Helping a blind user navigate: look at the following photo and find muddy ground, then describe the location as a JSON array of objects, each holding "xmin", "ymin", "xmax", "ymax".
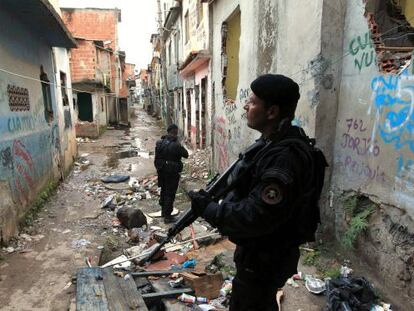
[{"xmin": 0, "ymin": 107, "xmax": 325, "ymax": 310}]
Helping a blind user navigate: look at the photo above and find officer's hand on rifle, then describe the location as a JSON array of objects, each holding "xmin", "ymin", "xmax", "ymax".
[{"xmin": 188, "ymin": 189, "xmax": 212, "ymax": 216}]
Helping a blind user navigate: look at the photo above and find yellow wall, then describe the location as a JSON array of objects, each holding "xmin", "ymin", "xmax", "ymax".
[
  {"xmin": 401, "ymin": 0, "xmax": 414, "ymax": 26},
  {"xmin": 225, "ymin": 10, "xmax": 241, "ymax": 100}
]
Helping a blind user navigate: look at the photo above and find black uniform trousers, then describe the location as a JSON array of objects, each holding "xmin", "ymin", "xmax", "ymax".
[
  {"xmin": 230, "ymin": 245, "xmax": 300, "ymax": 311},
  {"xmin": 158, "ymin": 170, "xmax": 180, "ymax": 217}
]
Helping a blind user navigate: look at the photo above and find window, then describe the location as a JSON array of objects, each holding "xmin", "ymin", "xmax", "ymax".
[
  {"xmin": 185, "ymin": 11, "xmax": 190, "ymax": 44},
  {"xmin": 40, "ymin": 66, "xmax": 53, "ymax": 123},
  {"xmin": 60, "ymin": 71, "xmax": 69, "ymax": 106},
  {"xmin": 222, "ymin": 9, "xmax": 241, "ymax": 101},
  {"xmin": 101, "ymin": 97, "xmax": 104, "ymax": 112}
]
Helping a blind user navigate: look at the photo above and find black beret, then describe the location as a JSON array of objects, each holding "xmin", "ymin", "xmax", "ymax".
[
  {"xmin": 167, "ymin": 124, "xmax": 178, "ymax": 132},
  {"xmin": 250, "ymin": 74, "xmax": 300, "ymax": 106}
]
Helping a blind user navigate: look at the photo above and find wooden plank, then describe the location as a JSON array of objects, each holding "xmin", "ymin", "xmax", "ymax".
[
  {"xmin": 76, "ymin": 267, "xmax": 109, "ymax": 311},
  {"xmin": 131, "ymin": 270, "xmax": 175, "ymax": 277},
  {"xmin": 103, "ymin": 268, "xmax": 148, "ymax": 311},
  {"xmin": 102, "ymin": 268, "xmax": 131, "ymax": 311},
  {"xmin": 142, "ymin": 288, "xmax": 194, "ymax": 304},
  {"xmin": 118, "ymin": 272, "xmax": 149, "ymax": 310}
]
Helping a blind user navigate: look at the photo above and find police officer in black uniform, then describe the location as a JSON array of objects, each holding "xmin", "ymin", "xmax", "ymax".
[
  {"xmin": 188, "ymin": 74, "xmax": 320, "ymax": 310},
  {"xmin": 154, "ymin": 124, "xmax": 189, "ymax": 224}
]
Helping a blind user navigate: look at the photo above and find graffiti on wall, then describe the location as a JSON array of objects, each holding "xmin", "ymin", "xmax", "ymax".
[
  {"xmin": 349, "ymin": 32, "xmax": 375, "ymax": 72},
  {"xmin": 215, "ymin": 116, "xmax": 228, "ymax": 171},
  {"xmin": 341, "ymin": 118, "xmax": 381, "ymax": 157},
  {"xmin": 338, "ymin": 116, "xmax": 385, "ymax": 183},
  {"xmin": 371, "ymin": 72, "xmax": 414, "ymax": 156},
  {"xmin": 0, "ymin": 140, "xmax": 35, "ymax": 203}
]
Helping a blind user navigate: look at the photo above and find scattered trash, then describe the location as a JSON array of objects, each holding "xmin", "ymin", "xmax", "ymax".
[
  {"xmin": 101, "ymin": 255, "xmax": 131, "ymax": 269},
  {"xmin": 71, "ymin": 239, "xmax": 91, "ymax": 248},
  {"xmin": 198, "ymin": 305, "xmax": 216, "ymax": 311},
  {"xmin": 305, "ymin": 276, "xmax": 326, "ymax": 294},
  {"xmin": 325, "ymin": 277, "xmax": 378, "ymax": 310},
  {"xmin": 63, "ymin": 282, "xmax": 72, "ymax": 290},
  {"xmin": 5, "ymin": 247, "xmax": 15, "ymax": 253},
  {"xmin": 286, "ymin": 277, "xmax": 300, "ymax": 288},
  {"xmin": 168, "ymin": 277, "xmax": 184, "ymax": 288},
  {"xmin": 101, "ymin": 194, "xmax": 116, "ymax": 209},
  {"xmin": 137, "ymin": 151, "xmax": 150, "ymax": 159},
  {"xmin": 20, "ymin": 234, "xmax": 32, "ymax": 241},
  {"xmin": 371, "ymin": 303, "xmax": 393, "ymax": 311},
  {"xmin": 62, "ymin": 229, "xmax": 71, "ymax": 234},
  {"xmin": 182, "ymin": 259, "xmax": 197, "ymax": 269},
  {"xmin": 340, "ymin": 265, "xmax": 353, "ymax": 277},
  {"xmin": 178, "ymin": 293, "xmax": 208, "ymax": 304},
  {"xmin": 220, "ymin": 280, "xmax": 232, "ymax": 297},
  {"xmin": 101, "ymin": 175, "xmax": 130, "ymax": 183}
]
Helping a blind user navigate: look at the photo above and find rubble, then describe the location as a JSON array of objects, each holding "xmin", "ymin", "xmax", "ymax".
[
  {"xmin": 184, "ymin": 148, "xmax": 211, "ymax": 180},
  {"xmin": 116, "ymin": 207, "xmax": 147, "ymax": 229}
]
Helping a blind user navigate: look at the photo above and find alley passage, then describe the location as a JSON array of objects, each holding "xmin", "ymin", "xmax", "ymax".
[
  {"xmin": 0, "ymin": 107, "xmax": 326, "ymax": 311},
  {"xmin": 0, "ymin": 107, "xmax": 164, "ymax": 310}
]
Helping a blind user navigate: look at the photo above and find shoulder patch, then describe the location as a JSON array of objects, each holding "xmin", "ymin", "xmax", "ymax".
[{"xmin": 261, "ymin": 183, "xmax": 283, "ymax": 205}]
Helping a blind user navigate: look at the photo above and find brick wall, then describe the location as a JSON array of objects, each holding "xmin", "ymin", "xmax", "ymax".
[
  {"xmin": 61, "ymin": 9, "xmax": 119, "ymax": 50},
  {"xmin": 70, "ymin": 40, "xmax": 96, "ymax": 82},
  {"xmin": 119, "ymin": 63, "xmax": 135, "ymax": 98},
  {"xmin": 62, "ymin": 8, "xmax": 120, "ymax": 91}
]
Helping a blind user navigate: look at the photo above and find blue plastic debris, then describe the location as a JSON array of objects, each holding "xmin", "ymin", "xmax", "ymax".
[{"xmin": 181, "ymin": 259, "xmax": 197, "ymax": 269}]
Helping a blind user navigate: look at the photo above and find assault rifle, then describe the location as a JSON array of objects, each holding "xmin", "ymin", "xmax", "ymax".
[
  {"xmin": 139, "ymin": 158, "xmax": 239, "ymax": 265},
  {"xmin": 139, "ymin": 140, "xmax": 275, "ymax": 265}
]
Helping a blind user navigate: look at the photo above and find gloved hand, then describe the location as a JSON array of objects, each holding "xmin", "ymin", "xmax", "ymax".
[{"xmin": 188, "ymin": 189, "xmax": 212, "ymax": 216}]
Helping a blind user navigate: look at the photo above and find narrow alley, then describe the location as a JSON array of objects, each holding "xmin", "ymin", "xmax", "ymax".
[
  {"xmin": 1, "ymin": 0, "xmax": 414, "ymax": 310},
  {"xmin": 1, "ymin": 107, "xmax": 325, "ymax": 310}
]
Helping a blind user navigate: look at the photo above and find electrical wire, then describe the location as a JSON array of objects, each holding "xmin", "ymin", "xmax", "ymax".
[
  {"xmin": 290, "ymin": 14, "xmax": 414, "ymax": 84},
  {"xmin": 0, "ymin": 67, "xmax": 119, "ymax": 97}
]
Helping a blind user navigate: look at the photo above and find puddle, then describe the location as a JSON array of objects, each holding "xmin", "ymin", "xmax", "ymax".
[{"xmin": 105, "ymin": 149, "xmax": 139, "ymax": 168}]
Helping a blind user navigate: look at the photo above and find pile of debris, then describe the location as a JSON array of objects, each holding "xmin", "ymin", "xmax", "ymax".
[
  {"xmin": 1, "ymin": 233, "xmax": 45, "ymax": 254},
  {"xmin": 185, "ymin": 148, "xmax": 211, "ymax": 180},
  {"xmin": 76, "ymin": 137, "xmax": 96, "ymax": 143}
]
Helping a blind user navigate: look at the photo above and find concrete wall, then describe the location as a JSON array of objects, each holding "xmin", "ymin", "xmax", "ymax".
[
  {"xmin": 182, "ymin": 0, "xmax": 209, "ymax": 57},
  {"xmin": 330, "ymin": 0, "xmax": 414, "ymax": 302},
  {"xmin": 0, "ymin": 9, "xmax": 62, "ymax": 241},
  {"xmin": 53, "ymin": 47, "xmax": 77, "ymax": 174}
]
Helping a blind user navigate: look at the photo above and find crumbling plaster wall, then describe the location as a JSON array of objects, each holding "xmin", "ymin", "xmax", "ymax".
[
  {"xmin": 0, "ymin": 9, "xmax": 61, "ymax": 241},
  {"xmin": 211, "ymin": 0, "xmax": 327, "ymax": 172},
  {"xmin": 331, "ymin": 0, "xmax": 414, "ymax": 303},
  {"xmin": 53, "ymin": 47, "xmax": 77, "ymax": 174}
]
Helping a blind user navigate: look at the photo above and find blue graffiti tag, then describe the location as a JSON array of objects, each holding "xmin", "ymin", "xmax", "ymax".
[{"xmin": 371, "ymin": 70, "xmax": 414, "ymax": 154}]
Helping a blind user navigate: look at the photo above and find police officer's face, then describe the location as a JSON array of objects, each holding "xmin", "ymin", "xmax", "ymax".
[{"xmin": 244, "ymin": 93, "xmax": 279, "ymax": 133}]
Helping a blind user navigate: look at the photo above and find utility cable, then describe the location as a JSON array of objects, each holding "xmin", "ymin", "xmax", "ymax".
[{"xmin": 0, "ymin": 67, "xmax": 118, "ymax": 97}]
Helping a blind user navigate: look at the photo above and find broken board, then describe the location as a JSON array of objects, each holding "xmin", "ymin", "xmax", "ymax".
[{"xmin": 76, "ymin": 267, "xmax": 148, "ymax": 311}]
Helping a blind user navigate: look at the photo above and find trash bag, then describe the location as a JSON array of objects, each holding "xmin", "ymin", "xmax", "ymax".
[
  {"xmin": 325, "ymin": 277, "xmax": 378, "ymax": 311},
  {"xmin": 101, "ymin": 175, "xmax": 130, "ymax": 183}
]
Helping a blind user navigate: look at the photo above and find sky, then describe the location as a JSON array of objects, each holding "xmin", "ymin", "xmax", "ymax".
[{"xmin": 59, "ymin": 0, "xmax": 158, "ymax": 70}]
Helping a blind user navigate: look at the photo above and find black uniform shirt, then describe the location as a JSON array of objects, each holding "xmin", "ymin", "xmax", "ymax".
[{"xmin": 202, "ymin": 126, "xmax": 312, "ymax": 248}]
